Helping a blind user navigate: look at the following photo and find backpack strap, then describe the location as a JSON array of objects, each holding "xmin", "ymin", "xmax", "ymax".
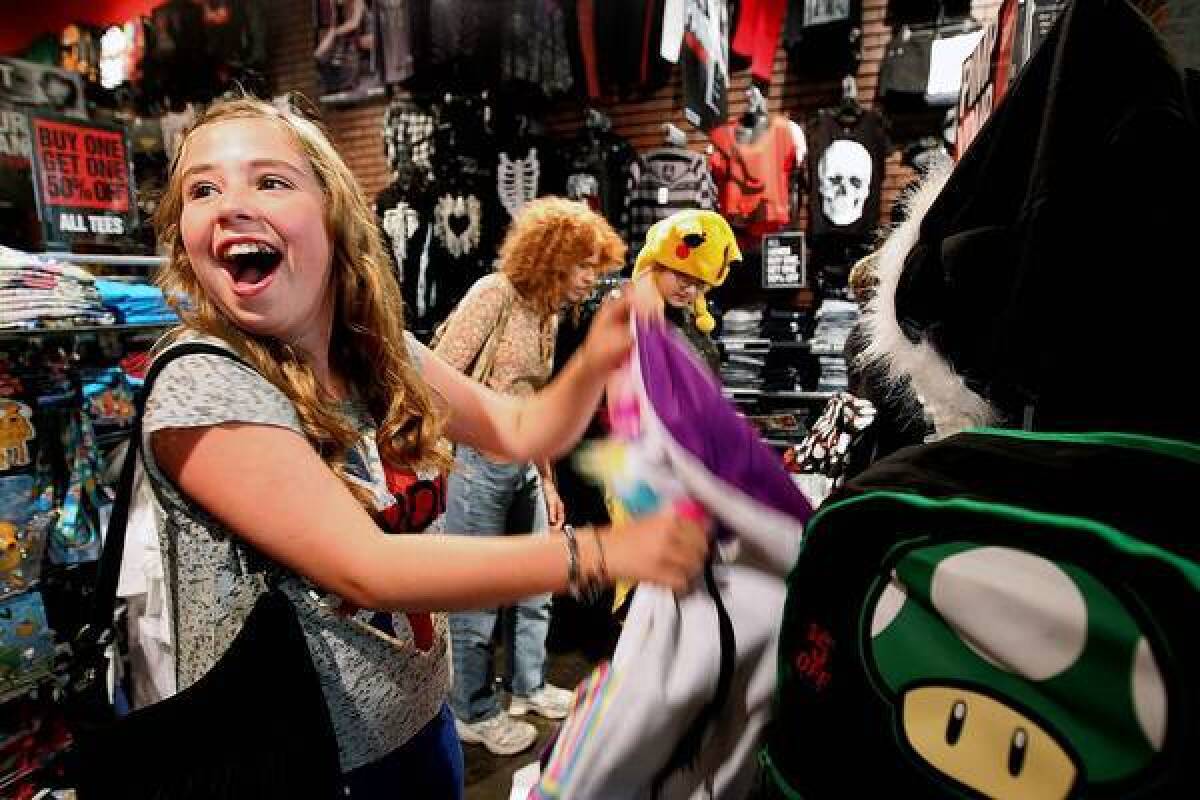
[{"xmin": 82, "ymin": 342, "xmax": 248, "ymax": 655}]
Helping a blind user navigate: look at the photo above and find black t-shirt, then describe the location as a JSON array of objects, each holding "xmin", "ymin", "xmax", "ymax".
[
  {"xmin": 784, "ymin": 0, "xmax": 863, "ymax": 76},
  {"xmin": 806, "ymin": 107, "xmax": 888, "ymax": 242}
]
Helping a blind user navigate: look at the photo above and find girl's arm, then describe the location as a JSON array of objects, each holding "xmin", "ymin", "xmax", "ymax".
[{"xmin": 152, "ymin": 418, "xmax": 706, "ymax": 612}]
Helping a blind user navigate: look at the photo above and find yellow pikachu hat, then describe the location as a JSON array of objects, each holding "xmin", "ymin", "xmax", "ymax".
[{"xmin": 633, "ymin": 210, "xmax": 742, "ymax": 334}]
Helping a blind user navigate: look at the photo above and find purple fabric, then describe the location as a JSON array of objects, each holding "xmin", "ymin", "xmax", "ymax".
[{"xmin": 636, "ymin": 320, "xmax": 812, "ymax": 523}]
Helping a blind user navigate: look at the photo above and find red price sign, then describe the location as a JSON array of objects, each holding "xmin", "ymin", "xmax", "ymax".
[{"xmin": 31, "ymin": 117, "xmax": 129, "ymax": 212}]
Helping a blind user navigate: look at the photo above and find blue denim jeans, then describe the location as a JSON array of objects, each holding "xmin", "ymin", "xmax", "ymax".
[
  {"xmin": 340, "ymin": 705, "xmax": 464, "ymax": 798},
  {"xmin": 445, "ymin": 445, "xmax": 551, "ymax": 723}
]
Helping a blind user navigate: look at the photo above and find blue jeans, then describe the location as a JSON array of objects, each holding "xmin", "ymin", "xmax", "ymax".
[
  {"xmin": 341, "ymin": 704, "xmax": 464, "ymax": 798},
  {"xmin": 445, "ymin": 445, "xmax": 551, "ymax": 723}
]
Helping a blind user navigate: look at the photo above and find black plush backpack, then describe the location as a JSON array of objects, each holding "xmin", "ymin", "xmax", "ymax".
[{"xmin": 759, "ymin": 429, "xmax": 1199, "ymax": 798}]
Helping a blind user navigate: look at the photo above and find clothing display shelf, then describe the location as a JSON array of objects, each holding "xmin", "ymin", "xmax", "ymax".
[
  {"xmin": 723, "ymin": 387, "xmax": 835, "ymax": 402},
  {"xmin": 0, "ymin": 323, "xmax": 173, "ymax": 342},
  {"xmin": 720, "ymin": 336, "xmax": 842, "ymax": 356},
  {"xmin": 30, "ymin": 253, "xmax": 166, "ymax": 270}
]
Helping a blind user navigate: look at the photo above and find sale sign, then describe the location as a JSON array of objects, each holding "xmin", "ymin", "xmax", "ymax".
[
  {"xmin": 956, "ymin": 0, "xmax": 1019, "ymax": 159},
  {"xmin": 27, "ymin": 114, "xmax": 137, "ymax": 246}
]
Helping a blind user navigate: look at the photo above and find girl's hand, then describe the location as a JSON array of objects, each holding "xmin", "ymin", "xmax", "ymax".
[
  {"xmin": 597, "ymin": 508, "xmax": 711, "ymax": 593},
  {"xmin": 580, "ymin": 288, "xmax": 635, "ymax": 374},
  {"xmin": 629, "ymin": 272, "xmax": 666, "ymax": 323}
]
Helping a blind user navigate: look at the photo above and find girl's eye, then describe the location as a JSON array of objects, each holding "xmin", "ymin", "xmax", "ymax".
[
  {"xmin": 260, "ymin": 176, "xmax": 291, "ymax": 190},
  {"xmin": 187, "ymin": 182, "xmax": 217, "ymax": 200}
]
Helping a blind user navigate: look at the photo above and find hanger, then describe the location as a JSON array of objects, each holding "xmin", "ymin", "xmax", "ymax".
[
  {"xmin": 662, "ymin": 122, "xmax": 688, "ymax": 148},
  {"xmin": 739, "ymin": 86, "xmax": 768, "ymax": 130},
  {"xmin": 585, "ymin": 108, "xmax": 612, "ymax": 133},
  {"xmin": 836, "ymin": 75, "xmax": 862, "ymax": 124}
]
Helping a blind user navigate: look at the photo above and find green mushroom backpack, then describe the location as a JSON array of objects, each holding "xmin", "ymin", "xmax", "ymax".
[{"xmin": 759, "ymin": 429, "xmax": 1199, "ymax": 799}]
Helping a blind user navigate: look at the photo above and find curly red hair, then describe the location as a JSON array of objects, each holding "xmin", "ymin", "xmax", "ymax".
[{"xmin": 499, "ymin": 197, "xmax": 625, "ymax": 315}]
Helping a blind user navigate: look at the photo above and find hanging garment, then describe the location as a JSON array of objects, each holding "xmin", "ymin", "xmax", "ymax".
[
  {"xmin": 783, "ymin": 0, "xmax": 864, "ymax": 77},
  {"xmin": 376, "ymin": 176, "xmax": 435, "ymax": 329},
  {"xmin": 563, "ymin": 128, "xmax": 639, "ymax": 239},
  {"xmin": 533, "ymin": 320, "xmax": 808, "ymax": 799},
  {"xmin": 660, "ymin": 0, "xmax": 684, "ymax": 61},
  {"xmin": 806, "ymin": 107, "xmax": 887, "ymax": 241},
  {"xmin": 730, "ymin": 0, "xmax": 788, "ymax": 83},
  {"xmin": 681, "ymin": 0, "xmax": 732, "ymax": 131},
  {"xmin": 382, "ymin": 99, "xmax": 435, "ymax": 175},
  {"xmin": 627, "ymin": 147, "xmax": 718, "ymax": 253},
  {"xmin": 500, "ymin": 0, "xmax": 573, "ymax": 96},
  {"xmin": 708, "ymin": 114, "xmax": 800, "ymax": 237},
  {"xmin": 639, "ymin": 0, "xmax": 674, "ymax": 92},
  {"xmin": 377, "ymin": 0, "xmax": 416, "ymax": 84},
  {"xmin": 496, "ymin": 147, "xmax": 541, "ymax": 218}
]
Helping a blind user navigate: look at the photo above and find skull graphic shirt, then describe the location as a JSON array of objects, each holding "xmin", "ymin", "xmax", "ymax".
[{"xmin": 806, "ymin": 107, "xmax": 887, "ymax": 240}]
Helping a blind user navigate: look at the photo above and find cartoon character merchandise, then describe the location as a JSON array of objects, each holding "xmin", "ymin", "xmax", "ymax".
[
  {"xmin": 633, "ymin": 210, "xmax": 742, "ymax": 334},
  {"xmin": 868, "ymin": 542, "xmax": 1169, "ymax": 798}
]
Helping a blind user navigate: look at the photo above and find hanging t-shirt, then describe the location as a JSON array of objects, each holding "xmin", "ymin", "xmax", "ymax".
[
  {"xmin": 806, "ymin": 107, "xmax": 887, "ymax": 241},
  {"xmin": 376, "ymin": 177, "xmax": 434, "ymax": 330},
  {"xmin": 627, "ymin": 147, "xmax": 718, "ymax": 254},
  {"xmin": 377, "ymin": 0, "xmax": 416, "ymax": 84},
  {"xmin": 783, "ymin": 0, "xmax": 863, "ymax": 76},
  {"xmin": 500, "ymin": 0, "xmax": 574, "ymax": 96},
  {"xmin": 730, "ymin": 0, "xmax": 788, "ymax": 83},
  {"xmin": 708, "ymin": 114, "xmax": 801, "ymax": 237},
  {"xmin": 681, "ymin": 0, "xmax": 732, "ymax": 132},
  {"xmin": 562, "ymin": 128, "xmax": 638, "ymax": 238}
]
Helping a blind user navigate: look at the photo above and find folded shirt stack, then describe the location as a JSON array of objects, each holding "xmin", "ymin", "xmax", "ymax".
[
  {"xmin": 0, "ymin": 246, "xmax": 114, "ymax": 329},
  {"xmin": 762, "ymin": 308, "xmax": 812, "ymax": 342},
  {"xmin": 720, "ymin": 306, "xmax": 765, "ymax": 338},
  {"xmin": 811, "ymin": 299, "xmax": 858, "ymax": 393},
  {"xmin": 95, "ymin": 279, "xmax": 179, "ymax": 325}
]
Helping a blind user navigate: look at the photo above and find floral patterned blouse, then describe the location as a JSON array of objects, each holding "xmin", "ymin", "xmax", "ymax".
[{"xmin": 433, "ymin": 272, "xmax": 557, "ymax": 398}]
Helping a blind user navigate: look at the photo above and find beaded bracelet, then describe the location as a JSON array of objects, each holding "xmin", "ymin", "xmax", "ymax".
[
  {"xmin": 562, "ymin": 524, "xmax": 607, "ymax": 603},
  {"xmin": 561, "ymin": 524, "xmax": 584, "ymax": 601}
]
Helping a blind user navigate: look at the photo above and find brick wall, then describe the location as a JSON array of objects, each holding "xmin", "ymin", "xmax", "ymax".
[{"xmin": 261, "ymin": 0, "xmax": 1010, "ymax": 216}]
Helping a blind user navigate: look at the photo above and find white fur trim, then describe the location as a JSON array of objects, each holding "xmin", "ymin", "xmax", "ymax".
[{"xmin": 859, "ymin": 156, "xmax": 1000, "ymax": 439}]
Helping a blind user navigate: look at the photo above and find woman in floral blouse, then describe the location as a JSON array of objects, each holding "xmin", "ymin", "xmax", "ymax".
[{"xmin": 433, "ymin": 197, "xmax": 625, "ymax": 755}]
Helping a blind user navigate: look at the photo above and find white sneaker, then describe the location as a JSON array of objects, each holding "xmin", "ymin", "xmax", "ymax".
[
  {"xmin": 508, "ymin": 683, "xmax": 575, "ymax": 720},
  {"xmin": 454, "ymin": 713, "xmax": 538, "ymax": 756}
]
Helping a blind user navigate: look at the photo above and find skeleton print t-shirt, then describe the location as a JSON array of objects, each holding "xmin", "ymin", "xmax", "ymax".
[
  {"xmin": 140, "ymin": 333, "xmax": 450, "ymax": 773},
  {"xmin": 806, "ymin": 107, "xmax": 887, "ymax": 240}
]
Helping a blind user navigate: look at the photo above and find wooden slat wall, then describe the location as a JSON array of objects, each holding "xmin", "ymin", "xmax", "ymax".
[{"xmin": 262, "ymin": 0, "xmax": 1007, "ymax": 213}]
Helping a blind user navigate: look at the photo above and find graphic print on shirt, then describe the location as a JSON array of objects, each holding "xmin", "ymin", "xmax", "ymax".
[
  {"xmin": 817, "ymin": 139, "xmax": 872, "ymax": 226},
  {"xmin": 381, "ymin": 201, "xmax": 421, "ymax": 265},
  {"xmin": 805, "ymin": 0, "xmax": 851, "ymax": 26},
  {"xmin": 432, "ymin": 193, "xmax": 482, "ymax": 258},
  {"xmin": 566, "ymin": 173, "xmax": 602, "ymax": 210},
  {"xmin": 497, "ymin": 147, "xmax": 541, "ymax": 218},
  {"xmin": 682, "ymin": 0, "xmax": 731, "ymax": 131}
]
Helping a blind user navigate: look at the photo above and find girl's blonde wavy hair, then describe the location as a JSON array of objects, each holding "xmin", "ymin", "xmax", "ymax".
[
  {"xmin": 155, "ymin": 95, "xmax": 449, "ymax": 509},
  {"xmin": 499, "ymin": 197, "xmax": 625, "ymax": 315}
]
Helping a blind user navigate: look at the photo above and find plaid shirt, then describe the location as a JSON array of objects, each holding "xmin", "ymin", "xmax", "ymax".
[
  {"xmin": 627, "ymin": 147, "xmax": 718, "ymax": 253},
  {"xmin": 383, "ymin": 102, "xmax": 435, "ymax": 175}
]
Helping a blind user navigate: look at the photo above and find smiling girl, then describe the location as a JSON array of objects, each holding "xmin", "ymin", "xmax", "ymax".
[{"xmin": 145, "ymin": 96, "xmax": 708, "ymax": 797}]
